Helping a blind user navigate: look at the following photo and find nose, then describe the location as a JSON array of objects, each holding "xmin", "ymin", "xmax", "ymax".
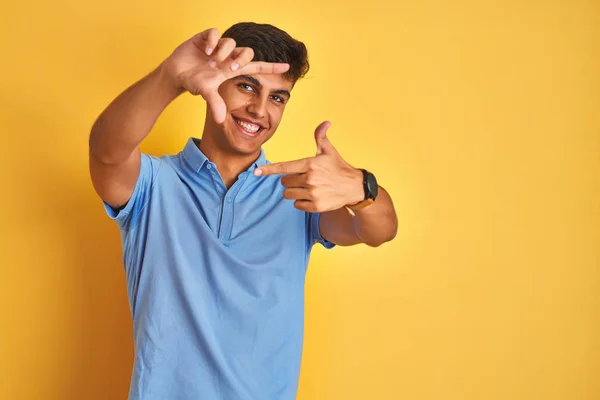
[{"xmin": 246, "ymin": 95, "xmax": 268, "ymax": 120}]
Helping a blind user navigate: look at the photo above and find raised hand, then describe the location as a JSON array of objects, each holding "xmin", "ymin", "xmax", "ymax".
[
  {"xmin": 254, "ymin": 122, "xmax": 366, "ymax": 212},
  {"xmin": 161, "ymin": 28, "xmax": 290, "ymax": 124}
]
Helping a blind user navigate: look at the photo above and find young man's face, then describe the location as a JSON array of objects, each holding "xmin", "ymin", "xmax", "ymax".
[{"xmin": 215, "ymin": 73, "xmax": 294, "ymax": 156}]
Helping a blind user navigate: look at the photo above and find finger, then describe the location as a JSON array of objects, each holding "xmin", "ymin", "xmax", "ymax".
[
  {"xmin": 204, "ymin": 91, "xmax": 227, "ymax": 125},
  {"xmin": 237, "ymin": 61, "xmax": 290, "ymax": 76},
  {"xmin": 283, "ymin": 187, "xmax": 311, "ymax": 201},
  {"xmin": 212, "ymin": 38, "xmax": 237, "ymax": 64},
  {"xmin": 228, "ymin": 47, "xmax": 254, "ymax": 72},
  {"xmin": 191, "ymin": 28, "xmax": 220, "ymax": 55},
  {"xmin": 293, "ymin": 200, "xmax": 315, "ymax": 212},
  {"xmin": 254, "ymin": 158, "xmax": 312, "ymax": 176},
  {"xmin": 280, "ymin": 173, "xmax": 308, "ymax": 188},
  {"xmin": 314, "ymin": 121, "xmax": 335, "ymax": 155}
]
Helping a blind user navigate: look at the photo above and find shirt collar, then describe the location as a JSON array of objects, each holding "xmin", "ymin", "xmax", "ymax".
[{"xmin": 182, "ymin": 137, "xmax": 268, "ymax": 173}]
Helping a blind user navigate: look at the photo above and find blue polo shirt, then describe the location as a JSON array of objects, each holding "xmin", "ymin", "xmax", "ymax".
[{"xmin": 104, "ymin": 138, "xmax": 334, "ymax": 400}]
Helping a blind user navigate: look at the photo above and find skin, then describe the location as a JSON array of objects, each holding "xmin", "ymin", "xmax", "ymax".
[
  {"xmin": 89, "ymin": 27, "xmax": 397, "ymax": 247},
  {"xmin": 199, "ymin": 72, "xmax": 293, "ymax": 188},
  {"xmin": 89, "ymin": 28, "xmax": 289, "ymax": 208},
  {"xmin": 255, "ymin": 122, "xmax": 398, "ymax": 247}
]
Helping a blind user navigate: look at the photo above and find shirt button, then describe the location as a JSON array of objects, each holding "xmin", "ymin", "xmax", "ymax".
[
  {"xmin": 226, "ymin": 198, "xmax": 232, "ymax": 203},
  {"xmin": 206, "ymin": 164, "xmax": 212, "ymax": 170}
]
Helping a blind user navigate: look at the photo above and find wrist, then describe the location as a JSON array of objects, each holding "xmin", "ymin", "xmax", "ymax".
[
  {"xmin": 156, "ymin": 62, "xmax": 186, "ymax": 100},
  {"xmin": 347, "ymin": 167, "xmax": 366, "ymax": 206},
  {"xmin": 344, "ymin": 168, "xmax": 379, "ymax": 214}
]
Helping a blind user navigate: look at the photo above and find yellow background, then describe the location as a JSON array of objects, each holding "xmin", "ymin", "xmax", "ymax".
[{"xmin": 1, "ymin": 0, "xmax": 599, "ymax": 399}]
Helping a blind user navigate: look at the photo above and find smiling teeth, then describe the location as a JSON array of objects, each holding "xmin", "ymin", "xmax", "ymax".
[{"xmin": 237, "ymin": 120, "xmax": 260, "ymax": 133}]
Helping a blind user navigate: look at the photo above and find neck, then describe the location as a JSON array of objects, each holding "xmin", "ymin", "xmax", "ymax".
[{"xmin": 199, "ymin": 124, "xmax": 261, "ymax": 189}]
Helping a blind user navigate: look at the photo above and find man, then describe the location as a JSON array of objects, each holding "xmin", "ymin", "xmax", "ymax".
[{"xmin": 89, "ymin": 22, "xmax": 398, "ymax": 400}]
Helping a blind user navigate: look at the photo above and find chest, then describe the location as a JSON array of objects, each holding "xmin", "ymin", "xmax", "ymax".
[{"xmin": 146, "ymin": 168, "xmax": 309, "ymax": 264}]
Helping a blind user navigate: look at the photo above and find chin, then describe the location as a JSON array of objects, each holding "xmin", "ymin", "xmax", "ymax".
[{"xmin": 224, "ymin": 114, "xmax": 270, "ymax": 155}]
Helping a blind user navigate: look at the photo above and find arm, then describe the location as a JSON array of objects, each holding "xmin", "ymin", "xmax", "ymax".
[
  {"xmin": 320, "ymin": 184, "xmax": 398, "ymax": 247},
  {"xmin": 89, "ymin": 65, "xmax": 182, "ymax": 208},
  {"xmin": 89, "ymin": 28, "xmax": 290, "ymax": 209},
  {"xmin": 254, "ymin": 121, "xmax": 398, "ymax": 247}
]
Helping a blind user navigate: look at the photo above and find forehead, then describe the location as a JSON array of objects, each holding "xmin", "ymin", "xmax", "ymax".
[{"xmin": 245, "ymin": 73, "xmax": 294, "ymax": 92}]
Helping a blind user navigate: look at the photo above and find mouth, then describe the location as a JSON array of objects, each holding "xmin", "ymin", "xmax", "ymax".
[{"xmin": 232, "ymin": 116, "xmax": 266, "ymax": 138}]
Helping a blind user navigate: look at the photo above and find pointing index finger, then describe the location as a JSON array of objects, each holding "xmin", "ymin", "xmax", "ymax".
[{"xmin": 255, "ymin": 158, "xmax": 311, "ymax": 176}]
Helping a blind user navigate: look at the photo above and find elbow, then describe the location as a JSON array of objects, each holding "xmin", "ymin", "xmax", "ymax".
[
  {"xmin": 89, "ymin": 128, "xmax": 108, "ymax": 163},
  {"xmin": 89, "ymin": 130, "xmax": 124, "ymax": 165},
  {"xmin": 365, "ymin": 225, "xmax": 398, "ymax": 248},
  {"xmin": 89, "ymin": 120, "xmax": 117, "ymax": 165},
  {"xmin": 365, "ymin": 232, "xmax": 397, "ymax": 248},
  {"xmin": 89, "ymin": 146, "xmax": 120, "ymax": 165},
  {"xmin": 382, "ymin": 215, "xmax": 399, "ymax": 244}
]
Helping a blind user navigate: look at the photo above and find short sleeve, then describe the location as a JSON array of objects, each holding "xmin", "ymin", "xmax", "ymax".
[
  {"xmin": 103, "ymin": 153, "xmax": 162, "ymax": 231},
  {"xmin": 307, "ymin": 211, "xmax": 336, "ymax": 249}
]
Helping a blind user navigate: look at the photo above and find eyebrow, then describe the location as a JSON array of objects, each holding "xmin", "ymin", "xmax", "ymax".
[{"xmin": 236, "ymin": 75, "xmax": 291, "ymax": 99}]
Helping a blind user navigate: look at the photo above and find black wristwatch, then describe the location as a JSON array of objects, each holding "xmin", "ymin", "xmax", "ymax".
[{"xmin": 347, "ymin": 169, "xmax": 378, "ymax": 211}]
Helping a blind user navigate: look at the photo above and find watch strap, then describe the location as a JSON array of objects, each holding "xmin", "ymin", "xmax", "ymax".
[{"xmin": 345, "ymin": 169, "xmax": 376, "ymax": 215}]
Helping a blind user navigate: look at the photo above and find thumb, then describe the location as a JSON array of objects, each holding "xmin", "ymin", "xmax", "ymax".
[
  {"xmin": 315, "ymin": 120, "xmax": 333, "ymax": 155},
  {"xmin": 205, "ymin": 91, "xmax": 227, "ymax": 125}
]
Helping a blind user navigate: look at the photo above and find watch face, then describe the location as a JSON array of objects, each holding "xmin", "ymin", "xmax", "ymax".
[{"xmin": 366, "ymin": 172, "xmax": 378, "ymax": 199}]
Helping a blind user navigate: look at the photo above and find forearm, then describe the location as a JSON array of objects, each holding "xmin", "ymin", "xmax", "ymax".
[
  {"xmin": 352, "ymin": 186, "xmax": 398, "ymax": 247},
  {"xmin": 89, "ymin": 63, "xmax": 183, "ymax": 164}
]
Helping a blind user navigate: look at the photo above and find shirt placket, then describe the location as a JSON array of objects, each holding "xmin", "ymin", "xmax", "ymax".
[{"xmin": 207, "ymin": 165, "xmax": 250, "ymax": 240}]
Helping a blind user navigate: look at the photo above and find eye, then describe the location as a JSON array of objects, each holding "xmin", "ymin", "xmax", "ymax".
[
  {"xmin": 270, "ymin": 95, "xmax": 285, "ymax": 104},
  {"xmin": 238, "ymin": 83, "xmax": 255, "ymax": 92}
]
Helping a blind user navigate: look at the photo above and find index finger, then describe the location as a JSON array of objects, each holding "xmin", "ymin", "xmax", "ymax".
[
  {"xmin": 255, "ymin": 158, "xmax": 311, "ymax": 176},
  {"xmin": 236, "ymin": 61, "xmax": 290, "ymax": 76}
]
